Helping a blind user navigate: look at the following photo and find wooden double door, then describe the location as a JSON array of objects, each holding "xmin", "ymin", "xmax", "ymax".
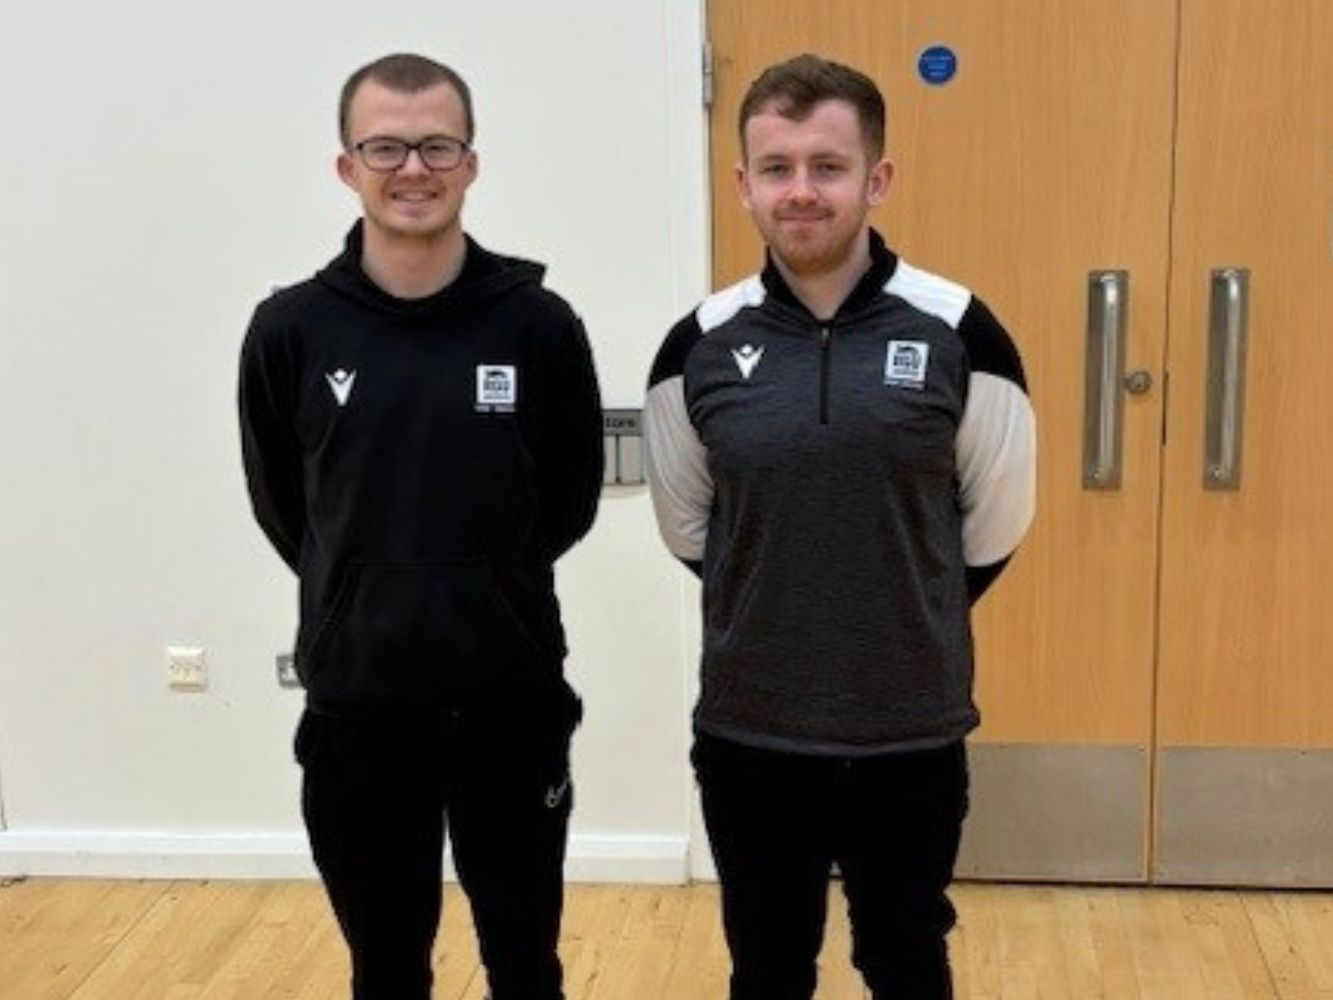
[{"xmin": 708, "ymin": 0, "xmax": 1333, "ymax": 884}]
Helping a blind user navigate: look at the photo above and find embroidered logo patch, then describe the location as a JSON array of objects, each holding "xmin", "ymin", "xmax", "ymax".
[
  {"xmin": 475, "ymin": 365, "xmax": 517, "ymax": 412},
  {"xmin": 545, "ymin": 773, "xmax": 571, "ymax": 809},
  {"xmin": 325, "ymin": 369, "xmax": 356, "ymax": 406},
  {"xmin": 731, "ymin": 344, "xmax": 765, "ymax": 380},
  {"xmin": 884, "ymin": 341, "xmax": 930, "ymax": 389}
]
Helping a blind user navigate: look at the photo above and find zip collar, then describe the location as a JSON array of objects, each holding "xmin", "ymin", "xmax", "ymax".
[{"xmin": 759, "ymin": 228, "xmax": 900, "ymax": 323}]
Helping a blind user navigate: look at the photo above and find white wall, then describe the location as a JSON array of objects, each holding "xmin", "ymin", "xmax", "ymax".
[{"xmin": 0, "ymin": 0, "xmax": 708, "ymax": 880}]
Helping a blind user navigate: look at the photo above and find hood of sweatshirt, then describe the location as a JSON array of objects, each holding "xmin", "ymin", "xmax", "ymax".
[{"xmin": 315, "ymin": 221, "xmax": 547, "ymax": 318}]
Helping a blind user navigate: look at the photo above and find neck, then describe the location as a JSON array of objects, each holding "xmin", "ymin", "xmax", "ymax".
[
  {"xmin": 360, "ymin": 223, "xmax": 467, "ymax": 300},
  {"xmin": 773, "ymin": 229, "xmax": 873, "ymax": 321}
]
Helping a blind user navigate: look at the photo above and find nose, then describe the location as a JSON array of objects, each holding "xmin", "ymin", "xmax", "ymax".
[
  {"xmin": 397, "ymin": 148, "xmax": 431, "ymax": 176},
  {"xmin": 787, "ymin": 167, "xmax": 818, "ymax": 201}
]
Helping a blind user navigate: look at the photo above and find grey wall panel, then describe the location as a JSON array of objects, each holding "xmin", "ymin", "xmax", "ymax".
[
  {"xmin": 957, "ymin": 744, "xmax": 1147, "ymax": 882},
  {"xmin": 1156, "ymin": 747, "xmax": 1333, "ymax": 887}
]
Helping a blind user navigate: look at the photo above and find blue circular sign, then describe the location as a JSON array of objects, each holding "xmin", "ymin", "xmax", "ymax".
[{"xmin": 918, "ymin": 45, "xmax": 958, "ymax": 86}]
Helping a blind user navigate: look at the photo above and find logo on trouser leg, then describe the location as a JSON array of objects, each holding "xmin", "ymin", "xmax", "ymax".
[{"xmin": 545, "ymin": 773, "xmax": 571, "ymax": 808}]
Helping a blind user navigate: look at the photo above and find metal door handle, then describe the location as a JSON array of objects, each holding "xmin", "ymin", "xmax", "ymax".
[
  {"xmin": 1083, "ymin": 270, "xmax": 1129, "ymax": 490},
  {"xmin": 1204, "ymin": 269, "xmax": 1249, "ymax": 490}
]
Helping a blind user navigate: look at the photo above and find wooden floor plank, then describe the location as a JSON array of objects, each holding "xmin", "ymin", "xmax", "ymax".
[
  {"xmin": 583, "ymin": 886, "xmax": 690, "ymax": 1000},
  {"xmin": 1178, "ymin": 891, "xmax": 1276, "ymax": 1000},
  {"xmin": 193, "ymin": 881, "xmax": 346, "ymax": 1000},
  {"xmin": 64, "ymin": 881, "xmax": 282, "ymax": 1000},
  {"xmin": 432, "ymin": 886, "xmax": 483, "ymax": 1000},
  {"xmin": 1122, "ymin": 888, "xmax": 1216, "ymax": 999},
  {"xmin": 1053, "ymin": 889, "xmax": 1111, "ymax": 999},
  {"xmin": 951, "ymin": 884, "xmax": 999, "ymax": 1000},
  {"xmin": 657, "ymin": 883, "xmax": 730, "ymax": 1000},
  {"xmin": 563, "ymin": 884, "xmax": 636, "ymax": 999},
  {"xmin": 813, "ymin": 882, "xmax": 866, "ymax": 1000},
  {"xmin": 6, "ymin": 878, "xmax": 1333, "ymax": 998},
  {"xmin": 0, "ymin": 878, "xmax": 168, "ymax": 1000},
  {"xmin": 1243, "ymin": 892, "xmax": 1333, "ymax": 1000}
]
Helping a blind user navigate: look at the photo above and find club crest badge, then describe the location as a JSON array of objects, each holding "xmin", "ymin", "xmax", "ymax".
[
  {"xmin": 476, "ymin": 364, "xmax": 518, "ymax": 412},
  {"xmin": 884, "ymin": 341, "xmax": 930, "ymax": 390}
]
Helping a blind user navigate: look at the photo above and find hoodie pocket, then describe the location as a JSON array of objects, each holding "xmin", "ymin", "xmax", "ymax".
[{"xmin": 303, "ymin": 559, "xmax": 545, "ymax": 706}]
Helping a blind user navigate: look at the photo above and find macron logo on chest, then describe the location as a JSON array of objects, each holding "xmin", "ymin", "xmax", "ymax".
[
  {"xmin": 325, "ymin": 369, "xmax": 356, "ymax": 406},
  {"xmin": 731, "ymin": 344, "xmax": 765, "ymax": 380}
]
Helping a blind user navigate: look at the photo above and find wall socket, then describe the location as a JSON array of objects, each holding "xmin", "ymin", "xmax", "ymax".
[
  {"xmin": 276, "ymin": 653, "xmax": 301, "ymax": 689},
  {"xmin": 166, "ymin": 646, "xmax": 207, "ymax": 691}
]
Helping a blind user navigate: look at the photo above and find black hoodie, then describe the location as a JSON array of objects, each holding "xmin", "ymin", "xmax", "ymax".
[{"xmin": 239, "ymin": 223, "xmax": 603, "ymax": 715}]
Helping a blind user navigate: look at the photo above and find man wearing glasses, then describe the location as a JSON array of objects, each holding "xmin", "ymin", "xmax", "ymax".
[{"xmin": 239, "ymin": 53, "xmax": 603, "ymax": 1000}]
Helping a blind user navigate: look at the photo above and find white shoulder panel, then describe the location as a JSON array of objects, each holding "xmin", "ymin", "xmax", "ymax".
[
  {"xmin": 697, "ymin": 275, "xmax": 766, "ymax": 333},
  {"xmin": 884, "ymin": 261, "xmax": 971, "ymax": 330}
]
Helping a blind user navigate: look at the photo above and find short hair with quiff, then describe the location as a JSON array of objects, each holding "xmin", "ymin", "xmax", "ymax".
[
  {"xmin": 739, "ymin": 53, "xmax": 886, "ymax": 161},
  {"xmin": 338, "ymin": 53, "xmax": 474, "ymax": 147}
]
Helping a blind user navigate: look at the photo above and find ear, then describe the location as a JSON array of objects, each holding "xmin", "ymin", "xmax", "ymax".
[
  {"xmin": 866, "ymin": 157, "xmax": 894, "ymax": 207},
  {"xmin": 736, "ymin": 161, "xmax": 752, "ymax": 211},
  {"xmin": 336, "ymin": 151, "xmax": 357, "ymax": 190},
  {"xmin": 460, "ymin": 148, "xmax": 480, "ymax": 190}
]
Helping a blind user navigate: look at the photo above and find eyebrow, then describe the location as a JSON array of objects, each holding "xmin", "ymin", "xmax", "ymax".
[
  {"xmin": 358, "ymin": 133, "xmax": 463, "ymax": 143},
  {"xmin": 752, "ymin": 150, "xmax": 853, "ymax": 163}
]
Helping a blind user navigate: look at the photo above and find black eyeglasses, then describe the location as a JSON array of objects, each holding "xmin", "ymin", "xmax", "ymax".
[{"xmin": 352, "ymin": 135, "xmax": 471, "ymax": 172}]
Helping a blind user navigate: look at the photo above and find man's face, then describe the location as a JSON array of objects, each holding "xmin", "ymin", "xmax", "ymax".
[
  {"xmin": 739, "ymin": 98, "xmax": 891, "ymax": 278},
  {"xmin": 337, "ymin": 79, "xmax": 477, "ymax": 244}
]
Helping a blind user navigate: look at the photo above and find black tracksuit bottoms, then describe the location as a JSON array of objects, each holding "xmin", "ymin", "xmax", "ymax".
[
  {"xmin": 295, "ymin": 692, "xmax": 579, "ymax": 1000},
  {"xmin": 693, "ymin": 733, "xmax": 969, "ymax": 1000}
]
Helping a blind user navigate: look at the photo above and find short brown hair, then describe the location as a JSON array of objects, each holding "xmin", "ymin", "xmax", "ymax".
[
  {"xmin": 739, "ymin": 54, "xmax": 885, "ymax": 161},
  {"xmin": 338, "ymin": 53, "xmax": 474, "ymax": 147}
]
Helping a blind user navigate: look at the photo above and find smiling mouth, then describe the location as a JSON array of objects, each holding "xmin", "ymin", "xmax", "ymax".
[{"xmin": 391, "ymin": 191, "xmax": 437, "ymax": 203}]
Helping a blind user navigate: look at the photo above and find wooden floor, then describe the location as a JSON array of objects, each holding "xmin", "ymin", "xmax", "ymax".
[{"xmin": 3, "ymin": 878, "xmax": 1333, "ymax": 998}]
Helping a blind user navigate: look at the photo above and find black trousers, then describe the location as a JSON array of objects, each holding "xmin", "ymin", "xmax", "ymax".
[
  {"xmin": 693, "ymin": 733, "xmax": 969, "ymax": 1000},
  {"xmin": 295, "ymin": 689, "xmax": 580, "ymax": 1000}
]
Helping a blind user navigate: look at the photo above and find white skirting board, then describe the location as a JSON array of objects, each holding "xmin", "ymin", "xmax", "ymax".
[{"xmin": 0, "ymin": 831, "xmax": 690, "ymax": 883}]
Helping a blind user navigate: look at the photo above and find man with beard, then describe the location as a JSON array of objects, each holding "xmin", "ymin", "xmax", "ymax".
[{"xmin": 644, "ymin": 54, "xmax": 1035, "ymax": 999}]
